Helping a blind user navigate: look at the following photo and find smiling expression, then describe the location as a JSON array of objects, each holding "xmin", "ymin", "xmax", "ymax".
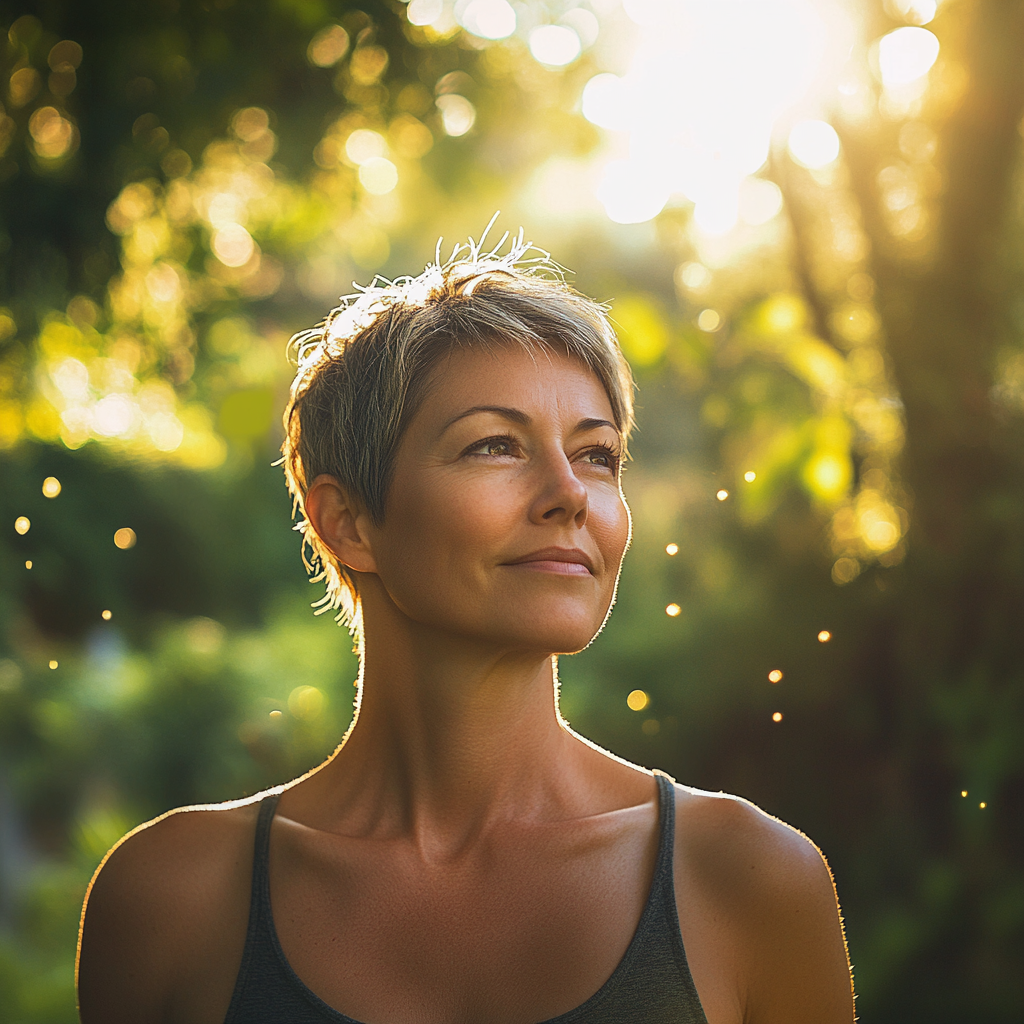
[{"xmin": 362, "ymin": 343, "xmax": 632, "ymax": 655}]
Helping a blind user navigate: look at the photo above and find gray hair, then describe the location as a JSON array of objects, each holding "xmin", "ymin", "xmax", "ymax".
[{"xmin": 280, "ymin": 227, "xmax": 635, "ymax": 632}]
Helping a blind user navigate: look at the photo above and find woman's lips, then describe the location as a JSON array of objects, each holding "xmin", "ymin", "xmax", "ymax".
[
  {"xmin": 502, "ymin": 548, "xmax": 595, "ymax": 576},
  {"xmin": 504, "ymin": 559, "xmax": 592, "ymax": 576}
]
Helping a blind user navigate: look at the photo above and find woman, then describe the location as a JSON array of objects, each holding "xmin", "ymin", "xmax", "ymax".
[{"xmin": 77, "ymin": 235, "xmax": 855, "ymax": 1024}]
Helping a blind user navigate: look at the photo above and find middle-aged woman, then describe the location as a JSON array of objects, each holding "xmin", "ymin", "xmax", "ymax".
[{"xmin": 77, "ymin": 233, "xmax": 855, "ymax": 1024}]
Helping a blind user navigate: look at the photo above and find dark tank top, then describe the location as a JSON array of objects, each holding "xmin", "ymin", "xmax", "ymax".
[{"xmin": 224, "ymin": 771, "xmax": 708, "ymax": 1023}]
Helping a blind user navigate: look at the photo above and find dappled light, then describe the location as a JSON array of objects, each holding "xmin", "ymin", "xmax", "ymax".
[
  {"xmin": 112, "ymin": 527, "xmax": 136, "ymax": 550},
  {"xmin": 582, "ymin": 0, "xmax": 827, "ymax": 230},
  {"xmin": 626, "ymin": 689, "xmax": 650, "ymax": 711},
  {"xmin": 877, "ymin": 26, "xmax": 940, "ymax": 88}
]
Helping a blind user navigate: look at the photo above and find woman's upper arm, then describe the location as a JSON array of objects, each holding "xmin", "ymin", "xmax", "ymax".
[
  {"xmin": 77, "ymin": 817, "xmax": 184, "ymax": 1023},
  {"xmin": 742, "ymin": 826, "xmax": 854, "ymax": 1024},
  {"xmin": 677, "ymin": 790, "xmax": 855, "ymax": 1024},
  {"xmin": 77, "ymin": 805, "xmax": 255, "ymax": 1024}
]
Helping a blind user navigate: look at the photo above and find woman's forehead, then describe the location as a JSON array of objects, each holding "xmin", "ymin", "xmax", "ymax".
[{"xmin": 422, "ymin": 344, "xmax": 615, "ymax": 423}]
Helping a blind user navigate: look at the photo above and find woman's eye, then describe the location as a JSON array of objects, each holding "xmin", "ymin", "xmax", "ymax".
[
  {"xmin": 468, "ymin": 436, "xmax": 517, "ymax": 457},
  {"xmin": 583, "ymin": 446, "xmax": 619, "ymax": 470}
]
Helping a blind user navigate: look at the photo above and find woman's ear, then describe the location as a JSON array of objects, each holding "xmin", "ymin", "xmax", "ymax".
[{"xmin": 303, "ymin": 475, "xmax": 378, "ymax": 574}]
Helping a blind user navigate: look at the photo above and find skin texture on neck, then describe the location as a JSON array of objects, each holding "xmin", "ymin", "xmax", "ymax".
[{"xmin": 298, "ymin": 651, "xmax": 598, "ymax": 858}]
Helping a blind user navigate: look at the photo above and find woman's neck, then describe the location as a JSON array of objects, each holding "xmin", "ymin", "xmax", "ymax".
[{"xmin": 286, "ymin": 596, "xmax": 613, "ymax": 856}]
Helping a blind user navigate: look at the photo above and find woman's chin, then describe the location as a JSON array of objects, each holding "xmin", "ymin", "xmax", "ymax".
[
  {"xmin": 390, "ymin": 591, "xmax": 610, "ymax": 654},
  {"xmin": 485, "ymin": 615, "xmax": 604, "ymax": 657}
]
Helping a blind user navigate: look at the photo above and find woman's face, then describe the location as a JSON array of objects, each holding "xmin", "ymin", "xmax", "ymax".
[{"xmin": 363, "ymin": 343, "xmax": 631, "ymax": 655}]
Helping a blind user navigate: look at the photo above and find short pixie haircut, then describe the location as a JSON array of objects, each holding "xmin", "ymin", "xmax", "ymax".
[{"xmin": 281, "ymin": 229, "xmax": 635, "ymax": 631}]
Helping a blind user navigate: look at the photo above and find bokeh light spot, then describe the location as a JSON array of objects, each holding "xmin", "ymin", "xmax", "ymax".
[
  {"xmin": 270, "ymin": 709, "xmax": 283, "ymax": 718},
  {"xmin": 744, "ymin": 471, "xmax": 756, "ymax": 482},
  {"xmin": 739, "ymin": 177, "xmax": 783, "ymax": 225},
  {"xmin": 212, "ymin": 224, "xmax": 256, "ymax": 268},
  {"xmin": 288, "ymin": 684, "xmax": 326, "ymax": 720},
  {"xmin": 805, "ymin": 451, "xmax": 852, "ymax": 502},
  {"xmin": 677, "ymin": 262, "xmax": 712, "ymax": 292},
  {"xmin": 642, "ymin": 718, "xmax": 660, "ymax": 735},
  {"xmin": 818, "ymin": 630, "xmax": 832, "ymax": 643},
  {"xmin": 42, "ymin": 476, "xmax": 62, "ymax": 498},
  {"xmin": 345, "ymin": 129, "xmax": 387, "ymax": 165},
  {"xmin": 114, "ymin": 527, "xmax": 137, "ymax": 550},
  {"xmin": 48, "ymin": 660, "xmax": 58, "ymax": 670},
  {"xmin": 627, "ymin": 689, "xmax": 649, "ymax": 711},
  {"xmin": 307, "ymin": 25, "xmax": 349, "ymax": 67},
  {"xmin": 979, "ymin": 802, "xmax": 987, "ymax": 809},
  {"xmin": 666, "ymin": 603, "xmax": 681, "ymax": 617},
  {"xmin": 581, "ymin": 74, "xmax": 629, "ymax": 131},
  {"xmin": 694, "ymin": 192, "xmax": 740, "ymax": 235},
  {"xmin": 698, "ymin": 309, "xmax": 721, "ymax": 332},
  {"xmin": 8, "ymin": 67, "xmax": 41, "ymax": 108},
  {"xmin": 15, "ymin": 516, "xmax": 30, "ymax": 535},
  {"xmin": 29, "ymin": 106, "xmax": 76, "ymax": 159},
  {"xmin": 877, "ymin": 27, "xmax": 940, "ymax": 88},
  {"xmin": 231, "ymin": 107, "xmax": 270, "ymax": 142},
  {"xmin": 436, "ymin": 94, "xmax": 476, "ymax": 137},
  {"xmin": 48, "ymin": 40, "xmax": 83, "ymax": 71},
  {"xmin": 961, "ymin": 790, "xmax": 968, "ymax": 798},
  {"xmin": 772, "ymin": 711, "xmax": 783, "ymax": 722},
  {"xmin": 101, "ymin": 609, "xmax": 112, "ymax": 621},
  {"xmin": 665, "ymin": 543, "xmax": 679, "ymax": 556},
  {"xmin": 716, "ymin": 489, "xmax": 729, "ymax": 501},
  {"xmin": 93, "ymin": 395, "xmax": 135, "ymax": 438},
  {"xmin": 832, "ymin": 557, "xmax": 861, "ymax": 585},
  {"xmin": 769, "ymin": 669, "xmax": 783, "ymax": 683},
  {"xmin": 788, "ymin": 119, "xmax": 840, "ymax": 169},
  {"xmin": 359, "ymin": 157, "xmax": 399, "ymax": 195},
  {"xmin": 529, "ymin": 25, "xmax": 581, "ymax": 66},
  {"xmin": 596, "ymin": 159, "xmax": 671, "ymax": 224},
  {"xmin": 459, "ymin": 0, "xmax": 516, "ymax": 40},
  {"xmin": 25, "ymin": 560, "xmax": 32, "ymax": 569},
  {"xmin": 407, "ymin": 0, "xmax": 444, "ymax": 27}
]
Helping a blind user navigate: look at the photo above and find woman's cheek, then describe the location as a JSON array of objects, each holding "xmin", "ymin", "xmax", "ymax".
[
  {"xmin": 591, "ymin": 488, "xmax": 630, "ymax": 562},
  {"xmin": 449, "ymin": 472, "xmax": 525, "ymax": 535}
]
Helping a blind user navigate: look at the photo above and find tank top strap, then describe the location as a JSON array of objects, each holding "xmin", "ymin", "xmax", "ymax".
[
  {"xmin": 223, "ymin": 793, "xmax": 281, "ymax": 1023},
  {"xmin": 252, "ymin": 792, "xmax": 280, "ymax": 893},
  {"xmin": 651, "ymin": 769, "xmax": 677, "ymax": 885}
]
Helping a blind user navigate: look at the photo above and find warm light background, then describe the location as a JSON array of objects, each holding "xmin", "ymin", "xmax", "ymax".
[{"xmin": 0, "ymin": 1, "xmax": 1021, "ymax": 1020}]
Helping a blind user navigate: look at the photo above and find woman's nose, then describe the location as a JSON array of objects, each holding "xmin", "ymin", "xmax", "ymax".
[{"xmin": 529, "ymin": 451, "xmax": 589, "ymax": 527}]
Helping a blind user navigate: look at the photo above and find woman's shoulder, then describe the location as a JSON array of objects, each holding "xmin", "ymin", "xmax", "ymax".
[
  {"xmin": 670, "ymin": 783, "xmax": 853, "ymax": 1022},
  {"xmin": 86, "ymin": 794, "xmax": 266, "ymax": 911},
  {"xmin": 77, "ymin": 794, "xmax": 271, "ymax": 1024},
  {"xmin": 671, "ymin": 782, "xmax": 838, "ymax": 927},
  {"xmin": 672, "ymin": 782, "xmax": 831, "ymax": 889}
]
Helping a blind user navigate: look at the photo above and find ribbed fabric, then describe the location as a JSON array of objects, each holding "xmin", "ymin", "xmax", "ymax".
[{"xmin": 224, "ymin": 772, "xmax": 708, "ymax": 1023}]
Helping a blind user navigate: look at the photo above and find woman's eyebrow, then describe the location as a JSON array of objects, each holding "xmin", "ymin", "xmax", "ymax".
[
  {"xmin": 440, "ymin": 408, "xmax": 619, "ymax": 436},
  {"xmin": 575, "ymin": 417, "xmax": 618, "ymax": 434},
  {"xmin": 441, "ymin": 405, "xmax": 530, "ymax": 432}
]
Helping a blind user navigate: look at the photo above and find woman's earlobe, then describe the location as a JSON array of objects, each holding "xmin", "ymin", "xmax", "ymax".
[{"xmin": 304, "ymin": 475, "xmax": 378, "ymax": 574}]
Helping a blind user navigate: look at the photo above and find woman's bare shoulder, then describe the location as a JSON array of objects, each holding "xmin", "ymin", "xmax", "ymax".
[
  {"xmin": 671, "ymin": 784, "xmax": 854, "ymax": 1024},
  {"xmin": 77, "ymin": 795, "xmax": 269, "ymax": 1024},
  {"xmin": 672, "ymin": 783, "xmax": 832, "ymax": 894}
]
